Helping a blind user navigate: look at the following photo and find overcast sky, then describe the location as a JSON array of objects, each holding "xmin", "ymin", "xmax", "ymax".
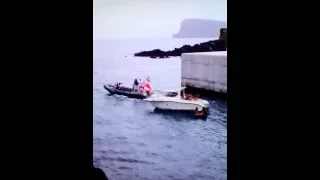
[{"xmin": 93, "ymin": 0, "xmax": 227, "ymax": 39}]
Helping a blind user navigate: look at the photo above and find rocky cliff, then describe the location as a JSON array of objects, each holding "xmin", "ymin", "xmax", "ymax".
[
  {"xmin": 134, "ymin": 28, "xmax": 227, "ymax": 58},
  {"xmin": 173, "ymin": 19, "xmax": 227, "ymax": 38}
]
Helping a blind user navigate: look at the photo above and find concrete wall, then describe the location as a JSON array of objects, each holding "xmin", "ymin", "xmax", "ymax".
[{"xmin": 181, "ymin": 51, "xmax": 227, "ymax": 94}]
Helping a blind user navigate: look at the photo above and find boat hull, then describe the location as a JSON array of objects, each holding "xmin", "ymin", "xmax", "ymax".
[
  {"xmin": 104, "ymin": 85, "xmax": 149, "ymax": 99},
  {"xmin": 148, "ymin": 100, "xmax": 209, "ymax": 111}
]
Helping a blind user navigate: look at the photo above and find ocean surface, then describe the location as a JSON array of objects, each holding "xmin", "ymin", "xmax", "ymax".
[{"xmin": 93, "ymin": 38, "xmax": 227, "ymax": 180}]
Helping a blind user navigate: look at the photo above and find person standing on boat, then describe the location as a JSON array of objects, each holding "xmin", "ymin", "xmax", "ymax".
[
  {"xmin": 180, "ymin": 89, "xmax": 185, "ymax": 99},
  {"xmin": 133, "ymin": 79, "xmax": 139, "ymax": 91},
  {"xmin": 139, "ymin": 77, "xmax": 149, "ymax": 92},
  {"xmin": 144, "ymin": 80, "xmax": 152, "ymax": 91},
  {"xmin": 143, "ymin": 78, "xmax": 152, "ymax": 96},
  {"xmin": 138, "ymin": 79, "xmax": 144, "ymax": 92}
]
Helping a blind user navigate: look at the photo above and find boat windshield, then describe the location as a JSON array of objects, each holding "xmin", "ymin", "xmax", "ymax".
[{"xmin": 164, "ymin": 92, "xmax": 178, "ymax": 97}]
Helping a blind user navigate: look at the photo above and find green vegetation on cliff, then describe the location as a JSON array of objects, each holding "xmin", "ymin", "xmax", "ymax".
[{"xmin": 219, "ymin": 28, "xmax": 227, "ymax": 45}]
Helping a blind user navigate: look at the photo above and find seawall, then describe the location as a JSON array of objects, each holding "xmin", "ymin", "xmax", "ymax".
[{"xmin": 181, "ymin": 51, "xmax": 227, "ymax": 98}]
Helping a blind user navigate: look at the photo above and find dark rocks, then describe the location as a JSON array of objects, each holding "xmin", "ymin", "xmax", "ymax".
[
  {"xmin": 134, "ymin": 28, "xmax": 227, "ymax": 58},
  {"xmin": 93, "ymin": 166, "xmax": 109, "ymax": 180},
  {"xmin": 134, "ymin": 39, "xmax": 226, "ymax": 58}
]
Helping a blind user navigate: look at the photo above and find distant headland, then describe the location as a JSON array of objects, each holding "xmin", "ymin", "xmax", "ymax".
[
  {"xmin": 173, "ymin": 19, "xmax": 227, "ymax": 38},
  {"xmin": 134, "ymin": 19, "xmax": 227, "ymax": 58}
]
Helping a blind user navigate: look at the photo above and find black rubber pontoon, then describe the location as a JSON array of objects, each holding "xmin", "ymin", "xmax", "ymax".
[{"xmin": 104, "ymin": 84, "xmax": 149, "ymax": 99}]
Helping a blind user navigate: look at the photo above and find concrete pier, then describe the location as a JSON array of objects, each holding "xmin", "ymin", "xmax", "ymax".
[{"xmin": 181, "ymin": 51, "xmax": 227, "ymax": 97}]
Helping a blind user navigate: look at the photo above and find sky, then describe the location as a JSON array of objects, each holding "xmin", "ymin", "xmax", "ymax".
[{"xmin": 93, "ymin": 0, "xmax": 227, "ymax": 39}]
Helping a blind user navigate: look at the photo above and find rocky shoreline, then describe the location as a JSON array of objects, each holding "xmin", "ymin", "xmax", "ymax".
[
  {"xmin": 134, "ymin": 28, "xmax": 227, "ymax": 58},
  {"xmin": 93, "ymin": 166, "xmax": 109, "ymax": 180}
]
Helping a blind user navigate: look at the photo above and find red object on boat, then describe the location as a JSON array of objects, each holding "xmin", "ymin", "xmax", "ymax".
[{"xmin": 144, "ymin": 81, "xmax": 152, "ymax": 91}]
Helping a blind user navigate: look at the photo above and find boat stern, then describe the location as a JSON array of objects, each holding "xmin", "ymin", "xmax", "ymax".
[{"xmin": 199, "ymin": 99, "xmax": 209, "ymax": 108}]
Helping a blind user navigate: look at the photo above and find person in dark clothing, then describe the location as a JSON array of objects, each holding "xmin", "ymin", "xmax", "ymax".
[
  {"xmin": 133, "ymin": 79, "xmax": 139, "ymax": 91},
  {"xmin": 115, "ymin": 82, "xmax": 122, "ymax": 89},
  {"xmin": 180, "ymin": 90, "xmax": 185, "ymax": 99}
]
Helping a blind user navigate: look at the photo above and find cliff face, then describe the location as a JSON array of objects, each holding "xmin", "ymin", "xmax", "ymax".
[{"xmin": 173, "ymin": 19, "xmax": 227, "ymax": 38}]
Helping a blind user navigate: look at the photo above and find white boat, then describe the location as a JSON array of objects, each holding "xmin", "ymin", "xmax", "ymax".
[{"xmin": 145, "ymin": 87, "xmax": 209, "ymax": 112}]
